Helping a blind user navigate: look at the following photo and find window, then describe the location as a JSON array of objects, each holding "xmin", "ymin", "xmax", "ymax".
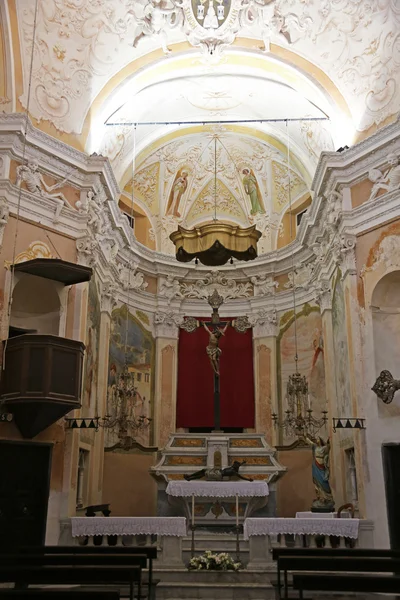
[
  {"xmin": 345, "ymin": 447, "xmax": 358, "ymax": 505},
  {"xmin": 123, "ymin": 212, "xmax": 135, "ymax": 230},
  {"xmin": 76, "ymin": 448, "xmax": 90, "ymax": 509},
  {"xmin": 296, "ymin": 208, "xmax": 307, "ymax": 229},
  {"xmin": 145, "ymin": 373, "xmax": 150, "ymax": 383},
  {"xmin": 137, "ymin": 372, "xmax": 142, "ymax": 382}
]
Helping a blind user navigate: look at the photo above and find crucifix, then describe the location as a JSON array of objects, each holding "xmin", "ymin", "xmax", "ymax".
[{"xmin": 181, "ymin": 288, "xmax": 245, "ymax": 432}]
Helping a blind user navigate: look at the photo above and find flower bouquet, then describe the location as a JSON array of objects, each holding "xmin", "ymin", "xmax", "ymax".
[{"xmin": 188, "ymin": 551, "xmax": 241, "ymax": 571}]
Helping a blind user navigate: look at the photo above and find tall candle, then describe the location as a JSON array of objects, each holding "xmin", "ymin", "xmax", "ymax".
[
  {"xmin": 236, "ymin": 494, "xmax": 239, "ymax": 527},
  {"xmin": 192, "ymin": 495, "xmax": 195, "ymax": 527}
]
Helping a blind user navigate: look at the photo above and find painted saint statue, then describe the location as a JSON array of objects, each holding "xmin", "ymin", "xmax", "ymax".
[
  {"xmin": 242, "ymin": 168, "xmax": 265, "ymax": 215},
  {"xmin": 166, "ymin": 169, "xmax": 189, "ymax": 217},
  {"xmin": 304, "ymin": 435, "xmax": 334, "ymax": 511}
]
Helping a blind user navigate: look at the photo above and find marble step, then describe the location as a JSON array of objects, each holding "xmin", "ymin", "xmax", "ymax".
[
  {"xmin": 154, "ymin": 568, "xmax": 274, "ymax": 583},
  {"xmin": 156, "ymin": 581, "xmax": 274, "ymax": 600}
]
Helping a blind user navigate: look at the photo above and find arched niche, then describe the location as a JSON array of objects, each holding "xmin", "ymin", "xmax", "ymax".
[
  {"xmin": 371, "ymin": 271, "xmax": 400, "ymax": 416},
  {"xmin": 10, "ymin": 274, "xmax": 62, "ymax": 336}
]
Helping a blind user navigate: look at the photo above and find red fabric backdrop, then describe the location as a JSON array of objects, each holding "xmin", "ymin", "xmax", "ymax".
[{"xmin": 176, "ymin": 318, "xmax": 255, "ymax": 428}]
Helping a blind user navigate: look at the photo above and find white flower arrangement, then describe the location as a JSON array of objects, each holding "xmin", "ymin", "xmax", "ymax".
[{"xmin": 188, "ymin": 550, "xmax": 241, "ymax": 571}]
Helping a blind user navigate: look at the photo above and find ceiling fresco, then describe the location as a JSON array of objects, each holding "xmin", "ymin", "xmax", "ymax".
[
  {"xmin": 2, "ymin": 0, "xmax": 399, "ymax": 256},
  {"xmin": 123, "ymin": 128, "xmax": 308, "ymax": 254}
]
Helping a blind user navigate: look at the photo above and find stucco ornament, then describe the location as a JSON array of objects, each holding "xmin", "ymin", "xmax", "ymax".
[
  {"xmin": 132, "ymin": 1, "xmax": 183, "ymax": 54},
  {"xmin": 180, "ymin": 270, "xmax": 252, "ymax": 300},
  {"xmin": 76, "ymin": 235, "xmax": 98, "ymax": 267},
  {"xmin": 368, "ymin": 153, "xmax": 400, "ymax": 201},
  {"xmin": 117, "ymin": 263, "xmax": 148, "ymax": 292},
  {"xmin": 15, "ymin": 161, "xmax": 75, "ymax": 223},
  {"xmin": 159, "ymin": 274, "xmax": 183, "ymax": 304},
  {"xmin": 234, "ymin": 309, "xmax": 278, "ymax": 337},
  {"xmin": 325, "ymin": 189, "xmax": 343, "ymax": 231},
  {"xmin": 251, "ymin": 274, "xmax": 278, "ymax": 297},
  {"xmin": 0, "ymin": 197, "xmax": 10, "ymax": 249},
  {"xmin": 284, "ymin": 263, "xmax": 315, "ymax": 290}
]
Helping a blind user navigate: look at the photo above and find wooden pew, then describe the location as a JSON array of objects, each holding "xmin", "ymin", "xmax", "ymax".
[
  {"xmin": 0, "ymin": 565, "xmax": 141, "ymax": 600},
  {"xmin": 0, "ymin": 592, "xmax": 121, "ymax": 600},
  {"xmin": 273, "ymin": 547, "xmax": 400, "ymax": 597},
  {"xmin": 279, "ymin": 555, "xmax": 400, "ymax": 599},
  {"xmin": 14, "ymin": 546, "xmax": 158, "ymax": 599},
  {"xmin": 293, "ymin": 572, "xmax": 400, "ymax": 600}
]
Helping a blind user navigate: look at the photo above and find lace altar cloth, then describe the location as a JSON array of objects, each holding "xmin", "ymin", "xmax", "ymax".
[
  {"xmin": 166, "ymin": 480, "xmax": 269, "ymax": 498},
  {"xmin": 295, "ymin": 511, "xmax": 350, "ymax": 519},
  {"xmin": 71, "ymin": 517, "xmax": 187, "ymax": 538},
  {"xmin": 244, "ymin": 518, "xmax": 359, "ymax": 540}
]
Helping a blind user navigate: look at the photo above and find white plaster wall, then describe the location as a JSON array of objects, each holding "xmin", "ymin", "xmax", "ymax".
[{"xmin": 363, "ymin": 270, "xmax": 400, "ymax": 547}]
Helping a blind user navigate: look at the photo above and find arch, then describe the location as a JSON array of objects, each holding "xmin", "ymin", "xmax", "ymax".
[
  {"xmin": 10, "ymin": 274, "xmax": 61, "ymax": 336},
  {"xmin": 371, "ymin": 271, "xmax": 400, "ymax": 417}
]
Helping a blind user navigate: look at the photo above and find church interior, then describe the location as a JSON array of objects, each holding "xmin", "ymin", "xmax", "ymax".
[{"xmin": 1, "ymin": 0, "xmax": 400, "ymax": 597}]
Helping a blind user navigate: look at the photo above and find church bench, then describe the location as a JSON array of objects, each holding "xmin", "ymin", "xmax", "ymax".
[
  {"xmin": 273, "ymin": 545, "xmax": 400, "ymax": 591},
  {"xmin": 0, "ymin": 565, "xmax": 141, "ymax": 600},
  {"xmin": 292, "ymin": 572, "xmax": 400, "ymax": 599},
  {"xmin": 13, "ymin": 547, "xmax": 158, "ymax": 599},
  {"xmin": 0, "ymin": 592, "xmax": 121, "ymax": 599},
  {"xmin": 272, "ymin": 546, "xmax": 400, "ymax": 560},
  {"xmin": 278, "ymin": 555, "xmax": 400, "ymax": 599}
]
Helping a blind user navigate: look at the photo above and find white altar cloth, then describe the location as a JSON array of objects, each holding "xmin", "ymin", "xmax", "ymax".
[
  {"xmin": 166, "ymin": 480, "xmax": 269, "ymax": 498},
  {"xmin": 71, "ymin": 517, "xmax": 187, "ymax": 538},
  {"xmin": 296, "ymin": 511, "xmax": 350, "ymax": 519},
  {"xmin": 243, "ymin": 517, "xmax": 360, "ymax": 540}
]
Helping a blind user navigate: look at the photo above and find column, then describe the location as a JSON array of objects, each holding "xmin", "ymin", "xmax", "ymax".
[
  {"xmin": 252, "ymin": 310, "xmax": 278, "ymax": 446},
  {"xmin": 153, "ymin": 312, "xmax": 180, "ymax": 449}
]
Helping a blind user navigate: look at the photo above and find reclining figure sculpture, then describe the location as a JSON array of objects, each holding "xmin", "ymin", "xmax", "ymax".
[{"xmin": 184, "ymin": 460, "xmax": 253, "ymax": 482}]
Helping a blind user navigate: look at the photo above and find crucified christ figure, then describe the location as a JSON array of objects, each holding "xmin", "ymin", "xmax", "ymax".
[{"xmin": 203, "ymin": 320, "xmax": 229, "ymax": 376}]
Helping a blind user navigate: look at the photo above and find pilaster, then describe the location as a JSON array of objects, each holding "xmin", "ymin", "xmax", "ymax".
[
  {"xmin": 153, "ymin": 312, "xmax": 180, "ymax": 449},
  {"xmin": 251, "ymin": 310, "xmax": 278, "ymax": 445}
]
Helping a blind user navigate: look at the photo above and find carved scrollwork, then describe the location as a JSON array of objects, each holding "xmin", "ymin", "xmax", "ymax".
[
  {"xmin": 180, "ymin": 270, "xmax": 252, "ymax": 300},
  {"xmin": 372, "ymin": 370, "xmax": 400, "ymax": 404}
]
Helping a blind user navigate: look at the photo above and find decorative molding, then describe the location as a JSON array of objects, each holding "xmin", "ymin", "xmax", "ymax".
[
  {"xmin": 237, "ymin": 309, "xmax": 278, "ymax": 338},
  {"xmin": 100, "ymin": 279, "xmax": 119, "ymax": 315},
  {"xmin": 159, "ymin": 275, "xmax": 183, "ymax": 304},
  {"xmin": 180, "ymin": 270, "xmax": 252, "ymax": 300},
  {"xmin": 0, "ymin": 196, "xmax": 10, "ymax": 249},
  {"xmin": 154, "ymin": 311, "xmax": 184, "ymax": 338},
  {"xmin": 251, "ymin": 274, "xmax": 279, "ymax": 297},
  {"xmin": 313, "ymin": 279, "xmax": 332, "ymax": 314}
]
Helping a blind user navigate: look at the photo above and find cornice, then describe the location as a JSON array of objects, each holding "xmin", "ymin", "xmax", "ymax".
[
  {"xmin": 1, "ymin": 114, "xmax": 400, "ymax": 316},
  {"xmin": 312, "ymin": 115, "xmax": 400, "ymax": 195}
]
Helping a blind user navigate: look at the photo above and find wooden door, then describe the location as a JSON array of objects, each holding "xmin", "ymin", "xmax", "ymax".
[
  {"xmin": 0, "ymin": 441, "xmax": 52, "ymax": 548},
  {"xmin": 382, "ymin": 443, "xmax": 400, "ymax": 550}
]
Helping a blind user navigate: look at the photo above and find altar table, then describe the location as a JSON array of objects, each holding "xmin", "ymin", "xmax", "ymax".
[
  {"xmin": 244, "ymin": 517, "xmax": 360, "ymax": 540},
  {"xmin": 70, "ymin": 517, "xmax": 187, "ymax": 568},
  {"xmin": 71, "ymin": 516, "xmax": 187, "ymax": 538}
]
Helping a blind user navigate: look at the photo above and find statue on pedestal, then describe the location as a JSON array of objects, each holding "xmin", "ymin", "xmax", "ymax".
[{"xmin": 303, "ymin": 435, "xmax": 334, "ymax": 512}]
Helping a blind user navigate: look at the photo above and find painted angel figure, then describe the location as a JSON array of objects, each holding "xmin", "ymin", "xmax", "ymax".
[
  {"xmin": 166, "ymin": 169, "xmax": 188, "ymax": 217},
  {"xmin": 132, "ymin": 0, "xmax": 181, "ymax": 54},
  {"xmin": 242, "ymin": 168, "xmax": 265, "ymax": 215},
  {"xmin": 203, "ymin": 320, "xmax": 229, "ymax": 376},
  {"xmin": 16, "ymin": 161, "xmax": 74, "ymax": 223}
]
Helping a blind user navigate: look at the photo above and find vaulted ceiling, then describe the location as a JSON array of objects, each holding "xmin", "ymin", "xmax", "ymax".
[{"xmin": 1, "ymin": 0, "xmax": 399, "ymax": 253}]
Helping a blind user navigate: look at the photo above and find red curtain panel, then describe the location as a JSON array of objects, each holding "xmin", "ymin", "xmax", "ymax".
[{"xmin": 176, "ymin": 318, "xmax": 255, "ymax": 428}]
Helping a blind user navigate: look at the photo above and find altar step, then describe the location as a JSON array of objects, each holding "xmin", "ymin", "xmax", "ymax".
[
  {"xmin": 154, "ymin": 569, "xmax": 274, "ymax": 600},
  {"xmin": 181, "ymin": 534, "xmax": 250, "ymax": 566}
]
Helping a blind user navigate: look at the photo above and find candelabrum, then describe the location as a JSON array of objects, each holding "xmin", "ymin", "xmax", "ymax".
[
  {"xmin": 272, "ymin": 371, "xmax": 328, "ymax": 438},
  {"xmin": 101, "ymin": 362, "xmax": 152, "ymax": 439}
]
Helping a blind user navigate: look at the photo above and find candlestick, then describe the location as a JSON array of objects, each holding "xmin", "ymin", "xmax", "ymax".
[
  {"xmin": 235, "ymin": 494, "xmax": 239, "ymax": 527},
  {"xmin": 192, "ymin": 495, "xmax": 195, "ymax": 528}
]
